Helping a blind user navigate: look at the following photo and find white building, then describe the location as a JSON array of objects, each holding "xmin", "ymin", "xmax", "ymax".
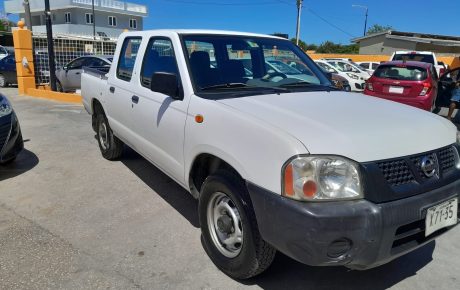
[{"xmin": 4, "ymin": 0, "xmax": 148, "ymax": 39}]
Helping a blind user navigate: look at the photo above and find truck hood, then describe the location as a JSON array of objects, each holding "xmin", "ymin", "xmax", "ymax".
[{"xmin": 217, "ymin": 91, "xmax": 456, "ymax": 162}]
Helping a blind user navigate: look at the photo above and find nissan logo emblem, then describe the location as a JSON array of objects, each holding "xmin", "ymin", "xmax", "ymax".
[{"xmin": 420, "ymin": 155, "xmax": 437, "ymax": 177}]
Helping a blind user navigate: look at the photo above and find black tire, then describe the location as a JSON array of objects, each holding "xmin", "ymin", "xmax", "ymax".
[
  {"xmin": 95, "ymin": 112, "xmax": 123, "ymax": 160},
  {"xmin": 199, "ymin": 170, "xmax": 276, "ymax": 279}
]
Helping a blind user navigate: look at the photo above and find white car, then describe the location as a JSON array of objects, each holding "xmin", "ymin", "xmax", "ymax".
[
  {"xmin": 390, "ymin": 51, "xmax": 445, "ymax": 77},
  {"xmin": 82, "ymin": 29, "xmax": 460, "ymax": 280},
  {"xmin": 315, "ymin": 60, "xmax": 365, "ymax": 91},
  {"xmin": 323, "ymin": 59, "xmax": 371, "ymax": 80},
  {"xmin": 356, "ymin": 61, "xmax": 380, "ymax": 73}
]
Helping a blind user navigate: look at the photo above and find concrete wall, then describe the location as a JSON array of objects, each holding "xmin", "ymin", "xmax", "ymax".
[{"xmin": 358, "ymin": 34, "xmax": 418, "ymax": 55}]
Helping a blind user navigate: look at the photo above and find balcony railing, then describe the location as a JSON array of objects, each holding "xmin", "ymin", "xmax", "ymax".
[{"xmin": 71, "ymin": 0, "xmax": 147, "ymax": 14}]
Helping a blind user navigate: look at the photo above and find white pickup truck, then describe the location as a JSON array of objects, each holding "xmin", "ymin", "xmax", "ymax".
[{"xmin": 82, "ymin": 30, "xmax": 460, "ymax": 279}]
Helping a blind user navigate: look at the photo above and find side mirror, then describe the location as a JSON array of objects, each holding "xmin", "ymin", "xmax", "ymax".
[
  {"xmin": 325, "ymin": 71, "xmax": 333, "ymax": 80},
  {"xmin": 150, "ymin": 72, "xmax": 183, "ymax": 100},
  {"xmin": 63, "ymin": 65, "xmax": 68, "ymax": 71}
]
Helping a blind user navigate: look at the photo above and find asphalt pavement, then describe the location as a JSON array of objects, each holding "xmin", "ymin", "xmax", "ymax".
[{"xmin": 0, "ymin": 87, "xmax": 459, "ymax": 289}]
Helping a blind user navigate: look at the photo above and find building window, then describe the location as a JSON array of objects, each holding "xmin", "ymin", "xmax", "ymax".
[
  {"xmin": 85, "ymin": 13, "xmax": 93, "ymax": 24},
  {"xmin": 65, "ymin": 12, "xmax": 71, "ymax": 24},
  {"xmin": 108, "ymin": 16, "xmax": 117, "ymax": 27},
  {"xmin": 129, "ymin": 19, "xmax": 137, "ymax": 29}
]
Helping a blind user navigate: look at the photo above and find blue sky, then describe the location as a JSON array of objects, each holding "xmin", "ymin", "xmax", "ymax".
[
  {"xmin": 4, "ymin": 0, "xmax": 459, "ymax": 44},
  {"xmin": 134, "ymin": 0, "xmax": 460, "ymax": 44}
]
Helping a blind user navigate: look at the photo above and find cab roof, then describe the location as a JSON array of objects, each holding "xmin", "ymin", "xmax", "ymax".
[{"xmin": 121, "ymin": 29, "xmax": 284, "ymax": 39}]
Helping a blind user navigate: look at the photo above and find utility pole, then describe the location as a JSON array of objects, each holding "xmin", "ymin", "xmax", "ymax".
[
  {"xmin": 352, "ymin": 4, "xmax": 368, "ymax": 36},
  {"xmin": 295, "ymin": 0, "xmax": 303, "ymax": 45},
  {"xmin": 23, "ymin": 1, "xmax": 32, "ymax": 30},
  {"xmin": 44, "ymin": 0, "xmax": 57, "ymax": 91}
]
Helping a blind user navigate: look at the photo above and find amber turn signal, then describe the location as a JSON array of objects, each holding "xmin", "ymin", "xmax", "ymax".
[{"xmin": 195, "ymin": 114, "xmax": 204, "ymax": 123}]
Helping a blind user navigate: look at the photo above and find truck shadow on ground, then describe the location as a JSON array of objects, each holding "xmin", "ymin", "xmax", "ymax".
[
  {"xmin": 121, "ymin": 146, "xmax": 200, "ymax": 228},
  {"xmin": 120, "ymin": 147, "xmax": 435, "ymax": 289},
  {"xmin": 0, "ymin": 149, "xmax": 39, "ymax": 181}
]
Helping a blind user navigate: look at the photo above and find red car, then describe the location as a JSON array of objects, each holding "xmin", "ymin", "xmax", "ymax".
[{"xmin": 364, "ymin": 61, "xmax": 438, "ymax": 111}]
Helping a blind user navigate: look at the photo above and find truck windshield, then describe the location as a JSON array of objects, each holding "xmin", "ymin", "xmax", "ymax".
[{"xmin": 181, "ymin": 34, "xmax": 332, "ymax": 96}]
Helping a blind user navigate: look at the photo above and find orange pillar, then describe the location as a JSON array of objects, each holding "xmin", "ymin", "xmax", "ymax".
[{"xmin": 12, "ymin": 21, "xmax": 36, "ymax": 95}]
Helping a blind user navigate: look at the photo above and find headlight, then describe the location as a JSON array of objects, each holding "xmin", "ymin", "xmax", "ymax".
[
  {"xmin": 282, "ymin": 156, "xmax": 363, "ymax": 201},
  {"xmin": 0, "ymin": 96, "xmax": 13, "ymax": 117},
  {"xmin": 346, "ymin": 73, "xmax": 359, "ymax": 80}
]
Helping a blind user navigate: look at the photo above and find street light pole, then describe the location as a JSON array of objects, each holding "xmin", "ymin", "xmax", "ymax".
[
  {"xmin": 295, "ymin": 0, "xmax": 303, "ymax": 45},
  {"xmin": 352, "ymin": 4, "xmax": 368, "ymax": 36},
  {"xmin": 44, "ymin": 0, "xmax": 57, "ymax": 91}
]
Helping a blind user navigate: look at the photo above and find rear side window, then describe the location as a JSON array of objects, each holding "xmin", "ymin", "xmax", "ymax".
[
  {"xmin": 117, "ymin": 37, "xmax": 142, "ymax": 82},
  {"xmin": 393, "ymin": 54, "xmax": 435, "ymax": 65},
  {"xmin": 374, "ymin": 65, "xmax": 428, "ymax": 81},
  {"xmin": 140, "ymin": 38, "xmax": 179, "ymax": 88}
]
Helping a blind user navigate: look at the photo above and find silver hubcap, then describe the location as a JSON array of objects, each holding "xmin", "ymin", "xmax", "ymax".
[
  {"xmin": 207, "ymin": 192, "xmax": 243, "ymax": 258},
  {"xmin": 98, "ymin": 120, "xmax": 109, "ymax": 150}
]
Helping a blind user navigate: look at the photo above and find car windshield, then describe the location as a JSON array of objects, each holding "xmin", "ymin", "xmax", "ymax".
[
  {"xmin": 181, "ymin": 34, "xmax": 331, "ymax": 97},
  {"xmin": 374, "ymin": 64, "xmax": 428, "ymax": 81},
  {"xmin": 393, "ymin": 54, "xmax": 435, "ymax": 65}
]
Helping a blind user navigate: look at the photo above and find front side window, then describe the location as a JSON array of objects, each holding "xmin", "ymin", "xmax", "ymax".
[
  {"xmin": 108, "ymin": 16, "xmax": 117, "ymax": 27},
  {"xmin": 85, "ymin": 13, "xmax": 93, "ymax": 24},
  {"xmin": 67, "ymin": 58, "xmax": 85, "ymax": 70},
  {"xmin": 374, "ymin": 65, "xmax": 428, "ymax": 81},
  {"xmin": 117, "ymin": 37, "xmax": 142, "ymax": 82},
  {"xmin": 182, "ymin": 34, "xmax": 330, "ymax": 98},
  {"xmin": 140, "ymin": 38, "xmax": 179, "ymax": 88}
]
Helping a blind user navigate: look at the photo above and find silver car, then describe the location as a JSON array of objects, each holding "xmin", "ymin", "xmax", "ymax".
[{"xmin": 56, "ymin": 55, "xmax": 112, "ymax": 92}]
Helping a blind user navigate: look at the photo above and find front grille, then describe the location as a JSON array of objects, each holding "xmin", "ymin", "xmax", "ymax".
[
  {"xmin": 0, "ymin": 122, "xmax": 11, "ymax": 151},
  {"xmin": 438, "ymin": 146, "xmax": 456, "ymax": 172},
  {"xmin": 377, "ymin": 146, "xmax": 458, "ymax": 187},
  {"xmin": 378, "ymin": 160, "xmax": 415, "ymax": 186}
]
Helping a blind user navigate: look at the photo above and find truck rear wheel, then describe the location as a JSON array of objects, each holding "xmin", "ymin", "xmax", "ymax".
[
  {"xmin": 96, "ymin": 113, "xmax": 123, "ymax": 160},
  {"xmin": 199, "ymin": 171, "xmax": 276, "ymax": 279}
]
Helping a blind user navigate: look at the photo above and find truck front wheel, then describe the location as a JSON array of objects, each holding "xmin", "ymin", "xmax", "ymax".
[
  {"xmin": 95, "ymin": 113, "xmax": 123, "ymax": 160},
  {"xmin": 199, "ymin": 171, "xmax": 276, "ymax": 279}
]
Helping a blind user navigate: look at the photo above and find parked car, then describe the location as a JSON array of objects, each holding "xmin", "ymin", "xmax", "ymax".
[
  {"xmin": 436, "ymin": 66, "xmax": 460, "ymax": 109},
  {"xmin": 315, "ymin": 60, "xmax": 365, "ymax": 91},
  {"xmin": 0, "ymin": 54, "xmax": 17, "ymax": 87},
  {"xmin": 82, "ymin": 30, "xmax": 459, "ymax": 279},
  {"xmin": 0, "ymin": 93, "xmax": 23, "ymax": 164},
  {"xmin": 364, "ymin": 61, "xmax": 438, "ymax": 111},
  {"xmin": 324, "ymin": 59, "xmax": 371, "ymax": 78},
  {"xmin": 56, "ymin": 55, "xmax": 112, "ymax": 92},
  {"xmin": 318, "ymin": 66, "xmax": 351, "ymax": 91},
  {"xmin": 0, "ymin": 46, "xmax": 13, "ymax": 61},
  {"xmin": 356, "ymin": 61, "xmax": 380, "ymax": 73},
  {"xmin": 390, "ymin": 51, "xmax": 444, "ymax": 77}
]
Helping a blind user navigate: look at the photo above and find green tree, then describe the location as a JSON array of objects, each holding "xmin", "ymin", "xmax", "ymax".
[
  {"xmin": 366, "ymin": 24, "xmax": 393, "ymax": 36},
  {"xmin": 315, "ymin": 41, "xmax": 359, "ymax": 54},
  {"xmin": 290, "ymin": 38, "xmax": 318, "ymax": 51}
]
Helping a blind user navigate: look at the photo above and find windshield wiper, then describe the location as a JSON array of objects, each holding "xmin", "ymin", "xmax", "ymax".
[
  {"xmin": 200, "ymin": 83, "xmax": 289, "ymax": 93},
  {"xmin": 200, "ymin": 83, "xmax": 250, "ymax": 90}
]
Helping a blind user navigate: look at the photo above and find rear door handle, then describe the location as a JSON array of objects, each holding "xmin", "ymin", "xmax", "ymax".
[
  {"xmin": 132, "ymin": 95, "xmax": 139, "ymax": 104},
  {"xmin": 75, "ymin": 72, "xmax": 81, "ymax": 75},
  {"xmin": 109, "ymin": 86, "xmax": 115, "ymax": 93}
]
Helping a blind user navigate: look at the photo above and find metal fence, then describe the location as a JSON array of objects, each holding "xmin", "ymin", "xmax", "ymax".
[{"xmin": 32, "ymin": 34, "xmax": 116, "ymax": 84}]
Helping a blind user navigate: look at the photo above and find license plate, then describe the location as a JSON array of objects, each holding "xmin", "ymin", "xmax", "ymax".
[
  {"xmin": 425, "ymin": 198, "xmax": 458, "ymax": 237},
  {"xmin": 389, "ymin": 86, "xmax": 404, "ymax": 94}
]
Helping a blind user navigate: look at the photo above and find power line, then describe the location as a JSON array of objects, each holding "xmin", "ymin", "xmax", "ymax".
[{"xmin": 306, "ymin": 8, "xmax": 356, "ymax": 37}]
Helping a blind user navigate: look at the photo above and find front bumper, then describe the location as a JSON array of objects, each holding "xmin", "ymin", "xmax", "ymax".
[
  {"xmin": 0, "ymin": 112, "xmax": 24, "ymax": 163},
  {"xmin": 247, "ymin": 179, "xmax": 460, "ymax": 269}
]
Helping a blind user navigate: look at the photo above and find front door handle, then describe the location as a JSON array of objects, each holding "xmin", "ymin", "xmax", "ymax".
[
  {"xmin": 132, "ymin": 95, "xmax": 139, "ymax": 104},
  {"xmin": 109, "ymin": 86, "xmax": 115, "ymax": 93}
]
